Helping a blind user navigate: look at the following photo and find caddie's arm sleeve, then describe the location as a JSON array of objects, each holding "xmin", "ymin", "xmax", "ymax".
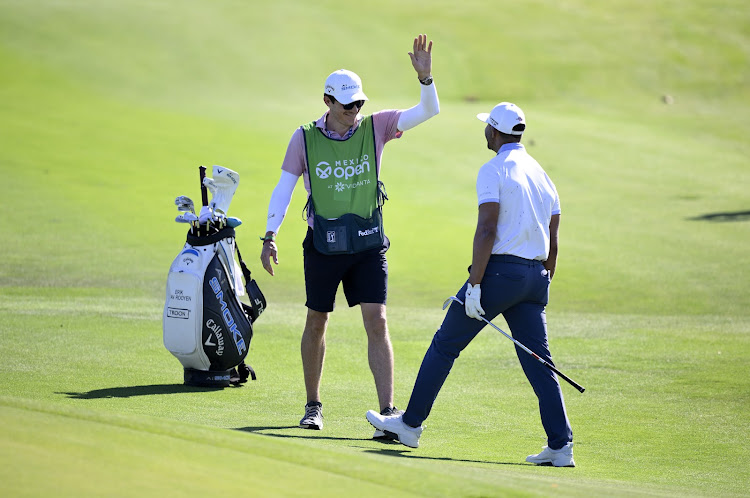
[
  {"xmin": 265, "ymin": 170, "xmax": 299, "ymax": 234},
  {"xmin": 397, "ymin": 81, "xmax": 440, "ymax": 132}
]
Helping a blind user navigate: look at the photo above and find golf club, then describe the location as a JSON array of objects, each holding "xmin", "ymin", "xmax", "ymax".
[
  {"xmin": 199, "ymin": 166, "xmax": 209, "ymax": 235},
  {"xmin": 442, "ymin": 296, "xmax": 585, "ymax": 393},
  {"xmin": 175, "ymin": 195, "xmax": 195, "ymax": 214},
  {"xmin": 175, "ymin": 212, "xmax": 199, "ymax": 224}
]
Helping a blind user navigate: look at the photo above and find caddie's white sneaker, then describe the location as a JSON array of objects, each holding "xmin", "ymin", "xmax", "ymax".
[
  {"xmin": 366, "ymin": 410, "xmax": 422, "ymax": 448},
  {"xmin": 300, "ymin": 402, "xmax": 323, "ymax": 430},
  {"xmin": 526, "ymin": 442, "xmax": 575, "ymax": 467}
]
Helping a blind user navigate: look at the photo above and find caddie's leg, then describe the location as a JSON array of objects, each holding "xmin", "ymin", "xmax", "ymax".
[
  {"xmin": 504, "ymin": 302, "xmax": 573, "ymax": 449},
  {"xmin": 302, "ymin": 308, "xmax": 329, "ymax": 403},
  {"xmin": 361, "ymin": 303, "xmax": 394, "ymax": 411}
]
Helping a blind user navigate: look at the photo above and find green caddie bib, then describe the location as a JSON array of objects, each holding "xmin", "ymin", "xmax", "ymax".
[
  {"xmin": 302, "ymin": 116, "xmax": 378, "ymax": 219},
  {"xmin": 302, "ymin": 116, "xmax": 385, "ymax": 254}
]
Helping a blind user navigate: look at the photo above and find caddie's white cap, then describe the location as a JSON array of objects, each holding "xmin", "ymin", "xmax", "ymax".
[
  {"xmin": 324, "ymin": 69, "xmax": 368, "ymax": 105},
  {"xmin": 477, "ymin": 102, "xmax": 526, "ymax": 135}
]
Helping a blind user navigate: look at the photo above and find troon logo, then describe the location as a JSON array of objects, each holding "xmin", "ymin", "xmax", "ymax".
[{"xmin": 316, "ymin": 161, "xmax": 332, "ymax": 179}]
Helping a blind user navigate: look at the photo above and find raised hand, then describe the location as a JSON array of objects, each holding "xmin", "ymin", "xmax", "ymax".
[{"xmin": 408, "ymin": 34, "xmax": 433, "ymax": 81}]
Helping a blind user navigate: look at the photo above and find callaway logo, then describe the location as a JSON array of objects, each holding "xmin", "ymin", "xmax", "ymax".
[
  {"xmin": 217, "ymin": 168, "xmax": 223, "ymax": 174},
  {"xmin": 316, "ymin": 161, "xmax": 332, "ymax": 179},
  {"xmin": 489, "ymin": 117, "xmax": 498, "ymax": 127},
  {"xmin": 325, "ymin": 85, "xmax": 334, "ymax": 93}
]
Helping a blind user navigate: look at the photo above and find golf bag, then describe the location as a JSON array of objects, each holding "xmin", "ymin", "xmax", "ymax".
[{"xmin": 163, "ymin": 226, "xmax": 266, "ymax": 387}]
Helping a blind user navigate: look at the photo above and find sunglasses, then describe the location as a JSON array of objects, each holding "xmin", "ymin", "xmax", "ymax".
[{"xmin": 330, "ymin": 96, "xmax": 365, "ymax": 110}]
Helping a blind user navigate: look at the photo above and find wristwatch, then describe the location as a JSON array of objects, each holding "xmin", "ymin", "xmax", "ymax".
[{"xmin": 419, "ymin": 75, "xmax": 433, "ymax": 86}]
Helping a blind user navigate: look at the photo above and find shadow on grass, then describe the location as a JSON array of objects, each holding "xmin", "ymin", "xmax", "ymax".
[
  {"xmin": 235, "ymin": 426, "xmax": 527, "ymax": 466},
  {"xmin": 236, "ymin": 425, "xmax": 369, "ymax": 442},
  {"xmin": 688, "ymin": 210, "xmax": 750, "ymax": 222},
  {"xmin": 357, "ymin": 447, "xmax": 529, "ymax": 467},
  {"xmin": 60, "ymin": 384, "xmax": 225, "ymax": 399}
]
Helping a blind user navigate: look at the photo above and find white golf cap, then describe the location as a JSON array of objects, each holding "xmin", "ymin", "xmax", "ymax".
[
  {"xmin": 477, "ymin": 102, "xmax": 526, "ymax": 135},
  {"xmin": 324, "ymin": 69, "xmax": 368, "ymax": 105}
]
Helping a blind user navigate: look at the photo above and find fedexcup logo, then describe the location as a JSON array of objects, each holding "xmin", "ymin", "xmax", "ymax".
[{"xmin": 316, "ymin": 161, "xmax": 332, "ymax": 179}]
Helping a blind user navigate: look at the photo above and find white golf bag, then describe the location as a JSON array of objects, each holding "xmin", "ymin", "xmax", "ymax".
[{"xmin": 163, "ymin": 226, "xmax": 265, "ymax": 387}]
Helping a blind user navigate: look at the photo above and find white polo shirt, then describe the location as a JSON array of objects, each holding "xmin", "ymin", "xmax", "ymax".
[{"xmin": 476, "ymin": 143, "xmax": 560, "ymax": 261}]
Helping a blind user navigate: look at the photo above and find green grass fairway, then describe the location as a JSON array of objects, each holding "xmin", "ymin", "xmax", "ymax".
[{"xmin": 1, "ymin": 1, "xmax": 749, "ymax": 497}]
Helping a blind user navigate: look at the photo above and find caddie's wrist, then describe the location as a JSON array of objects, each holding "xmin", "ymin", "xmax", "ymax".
[
  {"xmin": 260, "ymin": 233, "xmax": 276, "ymax": 243},
  {"xmin": 419, "ymin": 75, "xmax": 433, "ymax": 85}
]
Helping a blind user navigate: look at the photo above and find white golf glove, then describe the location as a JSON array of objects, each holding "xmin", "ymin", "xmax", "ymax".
[
  {"xmin": 464, "ymin": 283, "xmax": 485, "ymax": 320},
  {"xmin": 202, "ymin": 165, "xmax": 239, "ymax": 214},
  {"xmin": 198, "ymin": 205, "xmax": 212, "ymax": 224}
]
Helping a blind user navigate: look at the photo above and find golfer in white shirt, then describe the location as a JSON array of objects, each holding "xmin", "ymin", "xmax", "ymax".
[{"xmin": 366, "ymin": 102, "xmax": 575, "ymax": 467}]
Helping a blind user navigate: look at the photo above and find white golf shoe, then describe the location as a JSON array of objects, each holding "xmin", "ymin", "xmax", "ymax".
[
  {"xmin": 526, "ymin": 442, "xmax": 575, "ymax": 467},
  {"xmin": 372, "ymin": 406, "xmax": 404, "ymax": 440},
  {"xmin": 366, "ymin": 410, "xmax": 423, "ymax": 448}
]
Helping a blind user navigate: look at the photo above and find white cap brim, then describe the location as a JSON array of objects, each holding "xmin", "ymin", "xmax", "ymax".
[
  {"xmin": 477, "ymin": 112, "xmax": 490, "ymax": 123},
  {"xmin": 338, "ymin": 91, "xmax": 368, "ymax": 105}
]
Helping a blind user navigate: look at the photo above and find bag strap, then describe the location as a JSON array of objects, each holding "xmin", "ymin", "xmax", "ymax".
[{"xmin": 234, "ymin": 241, "xmax": 253, "ymax": 284}]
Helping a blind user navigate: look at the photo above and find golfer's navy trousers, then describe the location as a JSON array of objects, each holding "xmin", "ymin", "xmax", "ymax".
[{"xmin": 403, "ymin": 254, "xmax": 573, "ymax": 450}]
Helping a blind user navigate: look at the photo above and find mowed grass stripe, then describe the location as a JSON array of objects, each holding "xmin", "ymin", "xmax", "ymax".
[{"xmin": 0, "ymin": 399, "xmax": 567, "ymax": 498}]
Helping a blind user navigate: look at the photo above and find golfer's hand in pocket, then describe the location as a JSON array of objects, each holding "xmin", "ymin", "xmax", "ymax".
[{"xmin": 465, "ymin": 283, "xmax": 485, "ymax": 320}]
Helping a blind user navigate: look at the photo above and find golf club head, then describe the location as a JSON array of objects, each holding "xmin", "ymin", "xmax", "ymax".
[
  {"xmin": 226, "ymin": 216, "xmax": 242, "ymax": 228},
  {"xmin": 175, "ymin": 212, "xmax": 199, "ymax": 224},
  {"xmin": 175, "ymin": 195, "xmax": 194, "ymax": 207},
  {"xmin": 442, "ymin": 296, "xmax": 463, "ymax": 310}
]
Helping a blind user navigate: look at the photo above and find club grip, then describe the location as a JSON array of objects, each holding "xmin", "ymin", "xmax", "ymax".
[
  {"xmin": 199, "ymin": 166, "xmax": 208, "ymax": 207},
  {"xmin": 549, "ymin": 364, "xmax": 586, "ymax": 393}
]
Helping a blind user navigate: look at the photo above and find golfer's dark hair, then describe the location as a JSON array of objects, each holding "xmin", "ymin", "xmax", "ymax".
[{"xmin": 498, "ymin": 130, "xmax": 523, "ymax": 143}]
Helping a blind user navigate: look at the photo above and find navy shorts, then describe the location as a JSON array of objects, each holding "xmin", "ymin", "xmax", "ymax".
[{"xmin": 302, "ymin": 227, "xmax": 389, "ymax": 312}]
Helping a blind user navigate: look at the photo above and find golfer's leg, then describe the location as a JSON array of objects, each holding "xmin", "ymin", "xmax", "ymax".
[
  {"xmin": 301, "ymin": 308, "xmax": 329, "ymax": 403},
  {"xmin": 504, "ymin": 303, "xmax": 572, "ymax": 449},
  {"xmin": 361, "ymin": 303, "xmax": 393, "ymax": 411},
  {"xmin": 403, "ymin": 292, "xmax": 485, "ymax": 427}
]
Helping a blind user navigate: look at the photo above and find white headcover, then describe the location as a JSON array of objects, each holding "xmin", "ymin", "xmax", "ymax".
[{"xmin": 203, "ymin": 165, "xmax": 240, "ymax": 214}]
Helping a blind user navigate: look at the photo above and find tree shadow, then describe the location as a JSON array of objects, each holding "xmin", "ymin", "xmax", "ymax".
[
  {"xmin": 688, "ymin": 210, "xmax": 750, "ymax": 222},
  {"xmin": 60, "ymin": 384, "xmax": 225, "ymax": 399}
]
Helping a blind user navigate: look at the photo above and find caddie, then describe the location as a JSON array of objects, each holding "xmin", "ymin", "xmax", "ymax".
[{"xmin": 259, "ymin": 34, "xmax": 440, "ymax": 436}]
